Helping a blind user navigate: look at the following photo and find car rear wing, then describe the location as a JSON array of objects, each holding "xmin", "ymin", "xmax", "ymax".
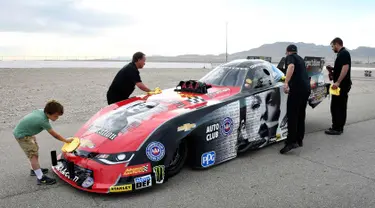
[
  {"xmin": 246, "ymin": 56, "xmax": 272, "ymax": 63},
  {"xmin": 276, "ymin": 56, "xmax": 325, "ymax": 77}
]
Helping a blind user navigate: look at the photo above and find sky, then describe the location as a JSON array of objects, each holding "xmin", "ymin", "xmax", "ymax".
[{"xmin": 0, "ymin": 0, "xmax": 374, "ymax": 58}]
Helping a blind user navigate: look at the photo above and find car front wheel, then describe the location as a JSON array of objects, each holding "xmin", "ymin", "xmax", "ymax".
[{"xmin": 166, "ymin": 139, "xmax": 188, "ymax": 177}]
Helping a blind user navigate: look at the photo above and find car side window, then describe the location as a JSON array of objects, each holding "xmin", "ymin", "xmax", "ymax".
[{"xmin": 242, "ymin": 64, "xmax": 273, "ymax": 91}]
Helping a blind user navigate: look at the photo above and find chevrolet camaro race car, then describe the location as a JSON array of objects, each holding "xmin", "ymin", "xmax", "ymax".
[{"xmin": 51, "ymin": 56, "xmax": 330, "ymax": 194}]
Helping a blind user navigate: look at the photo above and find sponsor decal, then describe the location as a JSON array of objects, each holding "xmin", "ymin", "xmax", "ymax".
[
  {"xmin": 178, "ymin": 93, "xmax": 192, "ymax": 98},
  {"xmin": 146, "ymin": 142, "xmax": 166, "ymax": 162},
  {"xmin": 123, "ymin": 163, "xmax": 151, "ymax": 177},
  {"xmin": 177, "ymin": 123, "xmax": 196, "ymax": 132},
  {"xmin": 82, "ymin": 177, "xmax": 94, "ymax": 188},
  {"xmin": 55, "ymin": 163, "xmax": 79, "ymax": 182},
  {"xmin": 79, "ymin": 139, "xmax": 95, "ymax": 148},
  {"xmin": 305, "ymin": 59, "xmax": 321, "ymax": 67},
  {"xmin": 153, "ymin": 165, "xmax": 165, "ymax": 184},
  {"xmin": 247, "ymin": 56, "xmax": 272, "ymax": 62},
  {"xmin": 269, "ymin": 137, "xmax": 277, "ymax": 142},
  {"xmin": 186, "ymin": 96, "xmax": 205, "ymax": 104},
  {"xmin": 120, "ymin": 121, "xmax": 141, "ymax": 133},
  {"xmin": 206, "ymin": 123, "xmax": 219, "ymax": 141},
  {"xmin": 134, "ymin": 174, "xmax": 152, "ymax": 190},
  {"xmin": 273, "ymin": 133, "xmax": 283, "ymax": 142},
  {"xmin": 221, "ymin": 117, "xmax": 233, "ymax": 136},
  {"xmin": 171, "ymin": 101, "xmax": 185, "ymax": 108},
  {"xmin": 220, "ymin": 66, "xmax": 248, "ymax": 71},
  {"xmin": 201, "ymin": 151, "xmax": 215, "ymax": 168},
  {"xmin": 249, "ymin": 63, "xmax": 264, "ymax": 69},
  {"xmin": 309, "ymin": 86, "xmax": 328, "ymax": 104},
  {"xmin": 96, "ymin": 129, "xmax": 117, "ymax": 140},
  {"xmin": 109, "ymin": 184, "xmax": 132, "ymax": 192},
  {"xmin": 206, "ymin": 88, "xmax": 230, "ymax": 98}
]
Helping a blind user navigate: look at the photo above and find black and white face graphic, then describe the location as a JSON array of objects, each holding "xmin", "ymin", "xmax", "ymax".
[
  {"xmin": 258, "ymin": 88, "xmax": 281, "ymax": 140},
  {"xmin": 245, "ymin": 87, "xmax": 281, "ymax": 143},
  {"xmin": 237, "ymin": 119, "xmax": 248, "ymax": 141},
  {"xmin": 91, "ymin": 101, "xmax": 163, "ymax": 135}
]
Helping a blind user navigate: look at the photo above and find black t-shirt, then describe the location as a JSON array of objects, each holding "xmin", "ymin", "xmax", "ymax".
[
  {"xmin": 333, "ymin": 47, "xmax": 352, "ymax": 89},
  {"xmin": 285, "ymin": 53, "xmax": 311, "ymax": 94},
  {"xmin": 107, "ymin": 62, "xmax": 142, "ymax": 99}
]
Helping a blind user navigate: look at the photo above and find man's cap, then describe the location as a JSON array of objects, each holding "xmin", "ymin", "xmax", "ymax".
[{"xmin": 286, "ymin": 44, "xmax": 298, "ymax": 52}]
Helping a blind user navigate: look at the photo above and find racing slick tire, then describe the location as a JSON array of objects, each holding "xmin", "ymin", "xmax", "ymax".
[{"xmin": 166, "ymin": 139, "xmax": 188, "ymax": 177}]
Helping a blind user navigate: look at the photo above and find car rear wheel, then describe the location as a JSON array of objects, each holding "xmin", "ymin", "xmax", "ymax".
[{"xmin": 167, "ymin": 139, "xmax": 188, "ymax": 177}]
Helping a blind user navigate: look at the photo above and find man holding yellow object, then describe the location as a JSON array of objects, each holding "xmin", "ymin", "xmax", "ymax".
[
  {"xmin": 325, "ymin": 37, "xmax": 352, "ymax": 135},
  {"xmin": 107, "ymin": 52, "xmax": 152, "ymax": 105},
  {"xmin": 147, "ymin": 87, "xmax": 162, "ymax": 95}
]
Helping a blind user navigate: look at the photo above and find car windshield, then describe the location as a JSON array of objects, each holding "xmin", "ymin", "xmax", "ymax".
[{"xmin": 199, "ymin": 61, "xmax": 249, "ymax": 87}]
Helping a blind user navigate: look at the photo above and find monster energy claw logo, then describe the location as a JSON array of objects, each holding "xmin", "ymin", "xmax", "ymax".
[{"xmin": 153, "ymin": 165, "xmax": 165, "ymax": 184}]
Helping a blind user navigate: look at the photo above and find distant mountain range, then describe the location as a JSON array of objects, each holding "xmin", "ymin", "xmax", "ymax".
[{"xmin": 142, "ymin": 42, "xmax": 375, "ymax": 64}]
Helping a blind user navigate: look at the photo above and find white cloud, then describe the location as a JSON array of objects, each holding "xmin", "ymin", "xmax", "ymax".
[
  {"xmin": 0, "ymin": 0, "xmax": 374, "ymax": 57},
  {"xmin": 0, "ymin": 0, "xmax": 132, "ymax": 34}
]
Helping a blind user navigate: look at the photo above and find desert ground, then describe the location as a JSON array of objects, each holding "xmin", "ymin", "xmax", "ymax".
[
  {"xmin": 0, "ymin": 67, "xmax": 212, "ymax": 131},
  {"xmin": 1, "ymin": 67, "xmax": 375, "ymax": 208}
]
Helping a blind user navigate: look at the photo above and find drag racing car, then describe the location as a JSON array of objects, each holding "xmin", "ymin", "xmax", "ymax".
[{"xmin": 51, "ymin": 57, "xmax": 330, "ymax": 194}]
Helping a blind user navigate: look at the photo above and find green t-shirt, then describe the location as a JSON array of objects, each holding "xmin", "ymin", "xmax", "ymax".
[{"xmin": 13, "ymin": 109, "xmax": 52, "ymax": 139}]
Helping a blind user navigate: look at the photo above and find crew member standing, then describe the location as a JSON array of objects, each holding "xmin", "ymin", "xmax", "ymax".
[
  {"xmin": 106, "ymin": 52, "xmax": 152, "ymax": 105},
  {"xmin": 325, "ymin": 37, "xmax": 352, "ymax": 135},
  {"xmin": 280, "ymin": 44, "xmax": 311, "ymax": 154}
]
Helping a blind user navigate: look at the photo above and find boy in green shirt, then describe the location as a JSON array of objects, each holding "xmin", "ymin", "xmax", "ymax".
[{"xmin": 13, "ymin": 100, "xmax": 73, "ymax": 185}]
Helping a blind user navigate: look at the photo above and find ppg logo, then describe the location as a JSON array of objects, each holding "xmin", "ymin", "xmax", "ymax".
[{"xmin": 201, "ymin": 151, "xmax": 215, "ymax": 167}]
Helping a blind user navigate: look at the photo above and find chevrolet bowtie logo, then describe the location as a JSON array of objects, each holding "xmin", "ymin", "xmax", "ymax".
[
  {"xmin": 177, "ymin": 123, "xmax": 196, "ymax": 132},
  {"xmin": 80, "ymin": 139, "xmax": 95, "ymax": 148}
]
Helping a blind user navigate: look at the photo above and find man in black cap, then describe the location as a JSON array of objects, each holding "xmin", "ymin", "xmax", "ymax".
[
  {"xmin": 325, "ymin": 37, "xmax": 352, "ymax": 135},
  {"xmin": 280, "ymin": 44, "xmax": 311, "ymax": 154},
  {"xmin": 106, "ymin": 52, "xmax": 152, "ymax": 105}
]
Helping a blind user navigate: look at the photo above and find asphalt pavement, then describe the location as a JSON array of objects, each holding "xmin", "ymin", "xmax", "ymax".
[{"xmin": 1, "ymin": 74, "xmax": 375, "ymax": 208}]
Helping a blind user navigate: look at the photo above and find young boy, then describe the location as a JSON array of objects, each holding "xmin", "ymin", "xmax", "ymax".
[{"xmin": 13, "ymin": 100, "xmax": 73, "ymax": 185}]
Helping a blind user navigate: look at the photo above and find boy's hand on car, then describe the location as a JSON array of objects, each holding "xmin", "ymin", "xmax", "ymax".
[{"xmin": 65, "ymin": 137, "xmax": 74, "ymax": 143}]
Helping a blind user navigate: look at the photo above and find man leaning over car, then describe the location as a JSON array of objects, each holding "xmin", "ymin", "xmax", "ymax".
[
  {"xmin": 280, "ymin": 44, "xmax": 311, "ymax": 154},
  {"xmin": 106, "ymin": 52, "xmax": 152, "ymax": 105}
]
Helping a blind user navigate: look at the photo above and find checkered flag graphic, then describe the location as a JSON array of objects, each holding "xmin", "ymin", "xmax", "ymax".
[{"xmin": 186, "ymin": 96, "xmax": 205, "ymax": 103}]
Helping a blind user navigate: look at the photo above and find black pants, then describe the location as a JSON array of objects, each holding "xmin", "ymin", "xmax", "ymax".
[
  {"xmin": 330, "ymin": 87, "xmax": 350, "ymax": 131},
  {"xmin": 286, "ymin": 91, "xmax": 310, "ymax": 145}
]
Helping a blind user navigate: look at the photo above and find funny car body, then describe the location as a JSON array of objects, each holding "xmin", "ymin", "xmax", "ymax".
[{"xmin": 51, "ymin": 57, "xmax": 330, "ymax": 194}]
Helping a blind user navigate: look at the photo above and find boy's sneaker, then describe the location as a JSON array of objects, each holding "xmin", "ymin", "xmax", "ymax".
[
  {"xmin": 30, "ymin": 168, "xmax": 48, "ymax": 176},
  {"xmin": 37, "ymin": 175, "xmax": 56, "ymax": 185}
]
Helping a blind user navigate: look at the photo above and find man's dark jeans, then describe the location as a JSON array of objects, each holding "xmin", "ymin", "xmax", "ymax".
[
  {"xmin": 286, "ymin": 91, "xmax": 310, "ymax": 145},
  {"xmin": 330, "ymin": 86, "xmax": 351, "ymax": 131}
]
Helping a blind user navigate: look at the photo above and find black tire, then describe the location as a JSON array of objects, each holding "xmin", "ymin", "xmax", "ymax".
[
  {"xmin": 237, "ymin": 143, "xmax": 252, "ymax": 153},
  {"xmin": 166, "ymin": 139, "xmax": 188, "ymax": 177}
]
